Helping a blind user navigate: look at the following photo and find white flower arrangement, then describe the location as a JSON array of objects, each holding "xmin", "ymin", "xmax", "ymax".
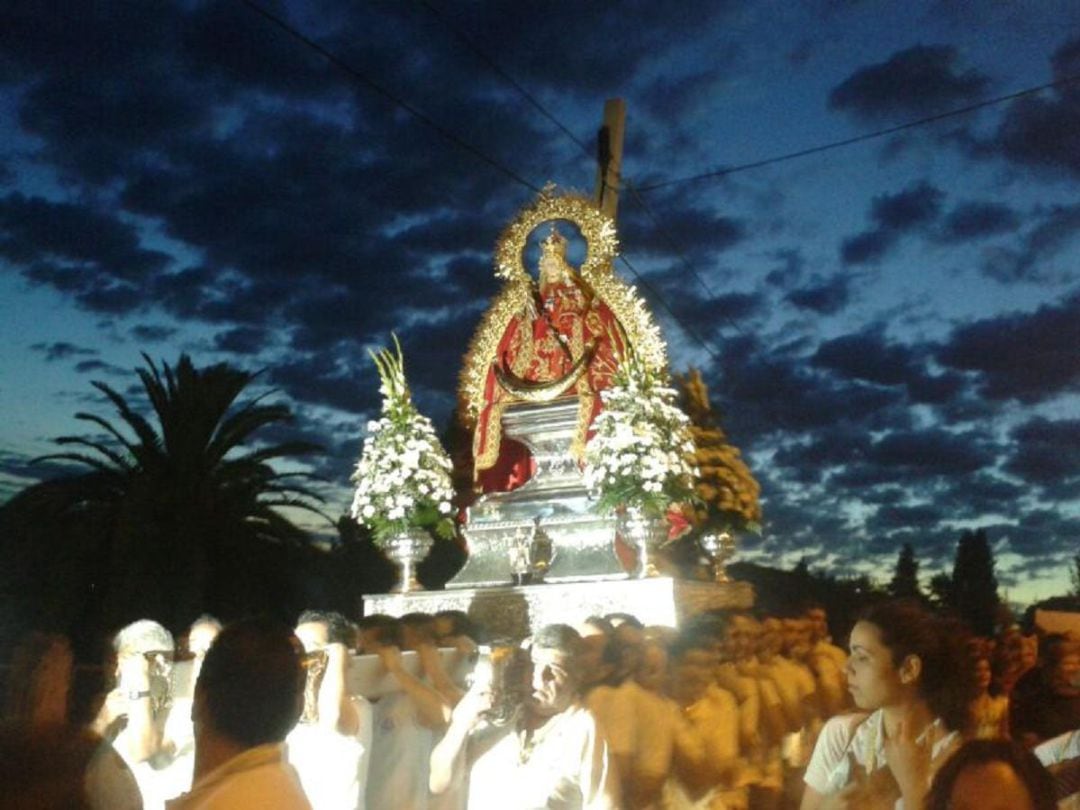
[
  {"xmin": 350, "ymin": 336, "xmax": 455, "ymax": 547},
  {"xmin": 584, "ymin": 345, "xmax": 698, "ymax": 518}
]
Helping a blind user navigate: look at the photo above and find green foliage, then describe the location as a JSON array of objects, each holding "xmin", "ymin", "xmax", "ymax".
[{"xmin": 27, "ymin": 353, "xmax": 326, "ymax": 630}]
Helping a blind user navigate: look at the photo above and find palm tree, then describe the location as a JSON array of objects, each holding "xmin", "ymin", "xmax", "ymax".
[{"xmin": 33, "ymin": 353, "xmax": 326, "ymax": 630}]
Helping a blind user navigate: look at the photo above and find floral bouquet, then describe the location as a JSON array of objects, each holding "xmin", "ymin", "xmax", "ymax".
[
  {"xmin": 583, "ymin": 345, "xmax": 698, "ymax": 518},
  {"xmin": 350, "ymin": 336, "xmax": 455, "ymax": 547}
]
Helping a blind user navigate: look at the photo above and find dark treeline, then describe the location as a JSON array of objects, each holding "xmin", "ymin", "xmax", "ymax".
[{"xmin": 1, "ymin": 354, "xmax": 1077, "ymax": 666}]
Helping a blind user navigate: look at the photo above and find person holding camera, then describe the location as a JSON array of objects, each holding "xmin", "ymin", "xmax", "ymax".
[{"xmin": 430, "ymin": 624, "xmax": 619, "ymax": 810}]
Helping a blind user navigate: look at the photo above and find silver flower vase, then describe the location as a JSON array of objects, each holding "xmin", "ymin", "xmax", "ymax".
[
  {"xmin": 700, "ymin": 530, "xmax": 737, "ymax": 583},
  {"xmin": 617, "ymin": 505, "xmax": 668, "ymax": 578},
  {"xmin": 384, "ymin": 528, "xmax": 433, "ymax": 593}
]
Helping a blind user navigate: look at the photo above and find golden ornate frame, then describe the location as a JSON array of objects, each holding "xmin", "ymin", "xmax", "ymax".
[{"xmin": 458, "ymin": 188, "xmax": 669, "ymax": 426}]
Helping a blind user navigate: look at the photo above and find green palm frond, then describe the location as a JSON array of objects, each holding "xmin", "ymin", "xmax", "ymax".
[
  {"xmin": 33, "ymin": 353, "xmax": 327, "ymax": 541},
  {"xmin": 72, "ymin": 412, "xmax": 142, "ymax": 461},
  {"xmin": 33, "ymin": 449, "xmax": 129, "ymax": 478},
  {"xmin": 90, "ymin": 380, "xmax": 163, "ymax": 461},
  {"xmin": 50, "ymin": 436, "xmax": 134, "ymax": 473}
]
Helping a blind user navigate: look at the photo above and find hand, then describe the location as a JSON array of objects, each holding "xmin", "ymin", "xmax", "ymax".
[
  {"xmin": 743, "ymin": 728, "xmax": 762, "ymax": 751},
  {"xmin": 451, "ymin": 635, "xmax": 478, "ymax": 658},
  {"xmin": 451, "ymin": 682, "xmax": 494, "ymax": 731},
  {"xmin": 117, "ymin": 652, "xmax": 151, "ymax": 691},
  {"xmin": 324, "ymin": 642, "xmax": 348, "ymax": 667},
  {"xmin": 99, "ymin": 688, "xmax": 128, "ymax": 724},
  {"xmin": 883, "ymin": 718, "xmax": 930, "ymax": 808},
  {"xmin": 376, "ymin": 644, "xmax": 404, "ymax": 675},
  {"xmin": 417, "ymin": 642, "xmax": 440, "ymax": 666},
  {"xmin": 818, "ymin": 782, "xmax": 859, "ymax": 810}
]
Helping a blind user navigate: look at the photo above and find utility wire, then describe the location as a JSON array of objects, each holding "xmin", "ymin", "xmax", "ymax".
[
  {"xmin": 241, "ymin": 0, "xmax": 722, "ymax": 360},
  {"xmin": 416, "ymin": 0, "xmax": 593, "ymax": 156},
  {"xmin": 238, "ymin": 0, "xmax": 768, "ymax": 411},
  {"xmin": 636, "ymin": 73, "xmax": 1080, "ymax": 192},
  {"xmin": 239, "ymin": 0, "xmax": 543, "ymax": 194},
  {"xmin": 617, "ymin": 254, "xmax": 721, "ymax": 363},
  {"xmin": 413, "ymin": 1, "xmax": 737, "ymax": 344}
]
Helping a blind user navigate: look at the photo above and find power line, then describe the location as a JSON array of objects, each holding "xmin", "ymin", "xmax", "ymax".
[
  {"xmin": 238, "ymin": 0, "xmax": 543, "ymax": 194},
  {"xmin": 616, "ymin": 254, "xmax": 721, "ymax": 363},
  {"xmin": 414, "ymin": 1, "xmax": 738, "ymax": 348},
  {"xmin": 241, "ymin": 0, "xmax": 734, "ymax": 363},
  {"xmin": 636, "ymin": 73, "xmax": 1080, "ymax": 192},
  {"xmin": 415, "ymin": 0, "xmax": 593, "ymax": 157}
]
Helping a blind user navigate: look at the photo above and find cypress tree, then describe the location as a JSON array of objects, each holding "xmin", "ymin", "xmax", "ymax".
[
  {"xmin": 888, "ymin": 543, "xmax": 922, "ymax": 599},
  {"xmin": 950, "ymin": 528, "xmax": 1001, "ymax": 636}
]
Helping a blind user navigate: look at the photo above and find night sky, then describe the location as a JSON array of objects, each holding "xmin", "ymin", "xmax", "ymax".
[{"xmin": 1, "ymin": 1, "xmax": 1077, "ymax": 603}]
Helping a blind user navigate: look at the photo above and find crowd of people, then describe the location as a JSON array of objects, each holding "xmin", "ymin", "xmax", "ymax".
[{"xmin": 1, "ymin": 600, "xmax": 1078, "ymax": 809}]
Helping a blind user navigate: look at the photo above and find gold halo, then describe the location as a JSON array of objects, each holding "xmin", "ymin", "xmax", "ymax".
[{"xmin": 493, "ymin": 189, "xmax": 618, "ymax": 283}]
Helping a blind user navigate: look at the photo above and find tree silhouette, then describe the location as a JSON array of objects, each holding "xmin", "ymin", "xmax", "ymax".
[
  {"xmin": 949, "ymin": 528, "xmax": 1001, "ymax": 636},
  {"xmin": 29, "ymin": 354, "xmax": 326, "ymax": 631},
  {"xmin": 928, "ymin": 572, "xmax": 954, "ymax": 609},
  {"xmin": 888, "ymin": 543, "xmax": 922, "ymax": 599}
]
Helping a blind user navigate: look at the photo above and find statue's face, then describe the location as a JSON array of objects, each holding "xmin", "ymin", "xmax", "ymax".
[{"xmin": 539, "ymin": 250, "xmax": 566, "ymax": 279}]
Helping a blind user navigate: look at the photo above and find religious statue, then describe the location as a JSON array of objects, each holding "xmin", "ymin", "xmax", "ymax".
[
  {"xmin": 458, "ymin": 190, "xmax": 670, "ymax": 495},
  {"xmin": 469, "ymin": 227, "xmax": 619, "ymax": 492}
]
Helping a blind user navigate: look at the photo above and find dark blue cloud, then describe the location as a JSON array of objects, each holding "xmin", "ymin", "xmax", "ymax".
[
  {"xmin": 1004, "ymin": 417, "xmax": 1080, "ymax": 492},
  {"xmin": 841, "ymin": 181, "xmax": 944, "ymax": 265},
  {"xmin": 130, "ymin": 325, "xmax": 178, "ymax": 343},
  {"xmin": 979, "ymin": 204, "xmax": 1080, "ymax": 283},
  {"xmin": 995, "ymin": 37, "xmax": 1080, "ymax": 177},
  {"xmin": 29, "ymin": 342, "xmax": 98, "ymax": 362},
  {"xmin": 214, "ymin": 326, "xmax": 272, "ymax": 355},
  {"xmin": 937, "ymin": 473, "xmax": 1027, "ymax": 519},
  {"xmin": 764, "ymin": 249, "xmax": 805, "ymax": 289},
  {"xmin": 73, "ymin": 359, "xmax": 128, "ymax": 376},
  {"xmin": 936, "ymin": 201, "xmax": 1020, "ymax": 243},
  {"xmin": 867, "ymin": 502, "xmax": 947, "ymax": 533},
  {"xmin": 829, "ymin": 44, "xmax": 989, "ymax": 120},
  {"xmin": 620, "ymin": 200, "xmax": 746, "ymax": 261},
  {"xmin": 812, "ymin": 328, "xmax": 918, "ymax": 386},
  {"xmin": 423, "ymin": 2, "xmax": 741, "ymax": 97},
  {"xmin": 937, "ymin": 290, "xmax": 1080, "ymax": 403},
  {"xmin": 771, "ymin": 423, "xmax": 873, "ymax": 482},
  {"xmin": 677, "ymin": 292, "xmax": 763, "ymax": 331},
  {"xmin": 0, "ymin": 193, "xmax": 170, "ymax": 280},
  {"xmin": 785, "ymin": 274, "xmax": 851, "ymax": 314},
  {"xmin": 863, "ymin": 428, "xmax": 996, "ymax": 477}
]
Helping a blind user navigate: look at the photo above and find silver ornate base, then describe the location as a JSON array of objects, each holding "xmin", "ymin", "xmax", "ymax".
[
  {"xmin": 363, "ymin": 577, "xmax": 754, "ymax": 640},
  {"xmin": 451, "ymin": 399, "xmax": 624, "ymax": 588},
  {"xmin": 385, "ymin": 530, "xmax": 433, "ymax": 593}
]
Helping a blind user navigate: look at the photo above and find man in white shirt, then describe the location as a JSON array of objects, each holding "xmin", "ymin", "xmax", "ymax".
[
  {"xmin": 430, "ymin": 623, "xmax": 620, "ymax": 810},
  {"xmin": 360, "ymin": 615, "xmax": 451, "ymax": 810},
  {"xmin": 668, "ymin": 641, "xmax": 746, "ymax": 810},
  {"xmin": 162, "ymin": 615, "xmax": 223, "ymax": 802},
  {"xmin": 289, "ymin": 610, "xmax": 373, "ymax": 810},
  {"xmin": 1035, "ymin": 728, "xmax": 1080, "ymax": 809},
  {"xmin": 167, "ymin": 617, "xmax": 310, "ymax": 810},
  {"xmin": 93, "ymin": 619, "xmax": 185, "ymax": 810}
]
